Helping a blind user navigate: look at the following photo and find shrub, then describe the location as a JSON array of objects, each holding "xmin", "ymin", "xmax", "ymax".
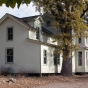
[{"xmin": 0, "ymin": 66, "xmax": 13, "ymax": 76}]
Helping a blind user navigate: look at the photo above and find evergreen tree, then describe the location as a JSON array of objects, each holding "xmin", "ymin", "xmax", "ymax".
[{"xmin": 33, "ymin": 0, "xmax": 88, "ymax": 75}]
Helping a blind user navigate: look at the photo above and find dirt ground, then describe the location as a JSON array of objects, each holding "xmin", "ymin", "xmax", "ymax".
[{"xmin": 0, "ymin": 74, "xmax": 88, "ymax": 88}]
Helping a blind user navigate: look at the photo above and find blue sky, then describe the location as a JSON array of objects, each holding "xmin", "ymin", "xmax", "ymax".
[{"xmin": 0, "ymin": 2, "xmax": 40, "ymax": 18}]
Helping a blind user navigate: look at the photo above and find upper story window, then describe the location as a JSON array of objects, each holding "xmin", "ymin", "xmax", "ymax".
[
  {"xmin": 46, "ymin": 21, "xmax": 51, "ymax": 27},
  {"xmin": 78, "ymin": 51, "xmax": 82, "ymax": 66},
  {"xmin": 78, "ymin": 38, "xmax": 82, "ymax": 44},
  {"xmin": 7, "ymin": 27, "xmax": 13, "ymax": 41},
  {"xmin": 6, "ymin": 48, "xmax": 14, "ymax": 63},
  {"xmin": 43, "ymin": 50, "xmax": 47, "ymax": 64},
  {"xmin": 36, "ymin": 27, "xmax": 40, "ymax": 40}
]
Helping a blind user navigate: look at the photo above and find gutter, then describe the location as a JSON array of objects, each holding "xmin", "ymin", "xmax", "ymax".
[{"xmin": 26, "ymin": 38, "xmax": 57, "ymax": 47}]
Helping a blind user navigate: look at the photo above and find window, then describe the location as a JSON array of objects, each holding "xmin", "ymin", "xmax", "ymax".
[
  {"xmin": 78, "ymin": 51, "xmax": 82, "ymax": 66},
  {"xmin": 6, "ymin": 48, "xmax": 13, "ymax": 63},
  {"xmin": 7, "ymin": 27, "xmax": 13, "ymax": 41},
  {"xmin": 36, "ymin": 27, "xmax": 40, "ymax": 40},
  {"xmin": 43, "ymin": 50, "xmax": 47, "ymax": 64},
  {"xmin": 54, "ymin": 54, "xmax": 60, "ymax": 65},
  {"xmin": 78, "ymin": 38, "xmax": 82, "ymax": 43},
  {"xmin": 54, "ymin": 54, "xmax": 57, "ymax": 65},
  {"xmin": 86, "ymin": 51, "xmax": 88, "ymax": 66},
  {"xmin": 57, "ymin": 54, "xmax": 60, "ymax": 65},
  {"xmin": 46, "ymin": 21, "xmax": 51, "ymax": 27}
]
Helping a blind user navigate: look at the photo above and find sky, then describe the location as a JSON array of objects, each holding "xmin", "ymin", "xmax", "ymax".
[{"xmin": 0, "ymin": 2, "xmax": 40, "ymax": 18}]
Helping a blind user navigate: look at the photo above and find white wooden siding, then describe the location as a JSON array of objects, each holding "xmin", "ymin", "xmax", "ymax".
[
  {"xmin": 41, "ymin": 45, "xmax": 62, "ymax": 73},
  {"xmin": 0, "ymin": 17, "xmax": 41, "ymax": 73}
]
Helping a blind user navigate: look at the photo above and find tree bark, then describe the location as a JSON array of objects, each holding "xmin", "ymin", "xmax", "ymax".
[{"xmin": 61, "ymin": 51, "xmax": 72, "ymax": 76}]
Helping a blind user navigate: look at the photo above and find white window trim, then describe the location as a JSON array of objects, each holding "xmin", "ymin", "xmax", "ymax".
[
  {"xmin": 5, "ymin": 47, "xmax": 14, "ymax": 64},
  {"xmin": 36, "ymin": 27, "xmax": 40, "ymax": 40},
  {"xmin": 43, "ymin": 50, "xmax": 47, "ymax": 65},
  {"xmin": 78, "ymin": 51, "xmax": 82, "ymax": 66},
  {"xmin": 6, "ymin": 26, "xmax": 14, "ymax": 41},
  {"xmin": 54, "ymin": 54, "xmax": 60, "ymax": 66},
  {"xmin": 57, "ymin": 54, "xmax": 60, "ymax": 65}
]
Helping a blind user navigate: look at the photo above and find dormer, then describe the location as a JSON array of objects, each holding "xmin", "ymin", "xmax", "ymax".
[
  {"xmin": 21, "ymin": 15, "xmax": 43, "ymax": 28},
  {"xmin": 42, "ymin": 13, "xmax": 52, "ymax": 29},
  {"xmin": 20, "ymin": 15, "xmax": 43, "ymax": 41},
  {"xmin": 46, "ymin": 20, "xmax": 51, "ymax": 27}
]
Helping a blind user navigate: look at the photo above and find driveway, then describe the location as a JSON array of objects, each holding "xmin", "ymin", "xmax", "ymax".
[{"xmin": 36, "ymin": 82, "xmax": 88, "ymax": 88}]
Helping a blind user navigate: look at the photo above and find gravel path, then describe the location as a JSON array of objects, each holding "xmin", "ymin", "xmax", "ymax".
[
  {"xmin": 0, "ymin": 75, "xmax": 88, "ymax": 88},
  {"xmin": 36, "ymin": 82, "xmax": 88, "ymax": 88}
]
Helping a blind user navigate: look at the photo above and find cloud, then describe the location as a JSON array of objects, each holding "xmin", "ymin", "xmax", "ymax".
[{"xmin": 0, "ymin": 2, "xmax": 39, "ymax": 18}]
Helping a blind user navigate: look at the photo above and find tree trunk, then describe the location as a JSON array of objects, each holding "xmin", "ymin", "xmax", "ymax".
[{"xmin": 61, "ymin": 50, "xmax": 72, "ymax": 76}]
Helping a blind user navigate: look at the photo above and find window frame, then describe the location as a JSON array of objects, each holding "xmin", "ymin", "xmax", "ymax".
[
  {"xmin": 78, "ymin": 37, "xmax": 82, "ymax": 44},
  {"xmin": 54, "ymin": 54, "xmax": 57, "ymax": 65},
  {"xmin": 54, "ymin": 54, "xmax": 60, "ymax": 66},
  {"xmin": 6, "ymin": 27, "xmax": 14, "ymax": 41},
  {"xmin": 5, "ymin": 48, "xmax": 14, "ymax": 64},
  {"xmin": 36, "ymin": 27, "xmax": 40, "ymax": 40},
  {"xmin": 78, "ymin": 51, "xmax": 82, "ymax": 66},
  {"xmin": 43, "ymin": 50, "xmax": 47, "ymax": 65},
  {"xmin": 57, "ymin": 54, "xmax": 60, "ymax": 65}
]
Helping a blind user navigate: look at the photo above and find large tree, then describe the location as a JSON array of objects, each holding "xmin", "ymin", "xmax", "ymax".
[
  {"xmin": 0, "ymin": 0, "xmax": 30, "ymax": 8},
  {"xmin": 32, "ymin": 0, "xmax": 88, "ymax": 75}
]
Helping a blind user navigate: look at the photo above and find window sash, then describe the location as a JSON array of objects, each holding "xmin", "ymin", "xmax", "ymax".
[
  {"xmin": 36, "ymin": 28, "xmax": 40, "ymax": 40},
  {"xmin": 7, "ymin": 56, "xmax": 13, "ymax": 62},
  {"xmin": 43, "ymin": 50, "xmax": 47, "ymax": 64},
  {"xmin": 78, "ymin": 38, "xmax": 82, "ymax": 43},
  {"xmin": 44, "ymin": 57, "xmax": 47, "ymax": 64},
  {"xmin": 6, "ymin": 48, "xmax": 13, "ymax": 63},
  {"xmin": 78, "ymin": 51, "xmax": 82, "ymax": 66},
  {"xmin": 54, "ymin": 54, "xmax": 60, "ymax": 65},
  {"xmin": 7, "ymin": 27, "xmax": 13, "ymax": 41},
  {"xmin": 78, "ymin": 59, "xmax": 82, "ymax": 66},
  {"xmin": 57, "ymin": 58, "xmax": 60, "ymax": 65},
  {"xmin": 54, "ymin": 54, "xmax": 57, "ymax": 65}
]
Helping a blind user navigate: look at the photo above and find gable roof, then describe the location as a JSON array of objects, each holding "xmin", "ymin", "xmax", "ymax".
[
  {"xmin": 21, "ymin": 15, "xmax": 40, "ymax": 21},
  {"xmin": 0, "ymin": 13, "xmax": 53, "ymax": 35},
  {"xmin": 42, "ymin": 27, "xmax": 53, "ymax": 35},
  {"xmin": 0, "ymin": 13, "xmax": 37, "ymax": 30},
  {"xmin": 0, "ymin": 13, "xmax": 29, "ymax": 29},
  {"xmin": 10, "ymin": 14, "xmax": 37, "ymax": 30}
]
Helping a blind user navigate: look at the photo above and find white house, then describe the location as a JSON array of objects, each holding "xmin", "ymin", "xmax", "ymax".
[{"xmin": 0, "ymin": 13, "xmax": 87, "ymax": 74}]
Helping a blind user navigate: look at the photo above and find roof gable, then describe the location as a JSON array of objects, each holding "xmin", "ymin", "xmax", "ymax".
[
  {"xmin": 21, "ymin": 15, "xmax": 40, "ymax": 21},
  {"xmin": 0, "ymin": 13, "xmax": 53, "ymax": 35},
  {"xmin": 0, "ymin": 13, "xmax": 30, "ymax": 29},
  {"xmin": 21, "ymin": 15, "xmax": 44, "ymax": 23}
]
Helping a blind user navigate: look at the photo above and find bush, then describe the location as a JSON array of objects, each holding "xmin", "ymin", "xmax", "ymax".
[
  {"xmin": 18, "ymin": 69, "xmax": 28, "ymax": 76},
  {"xmin": 0, "ymin": 66, "xmax": 13, "ymax": 76}
]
